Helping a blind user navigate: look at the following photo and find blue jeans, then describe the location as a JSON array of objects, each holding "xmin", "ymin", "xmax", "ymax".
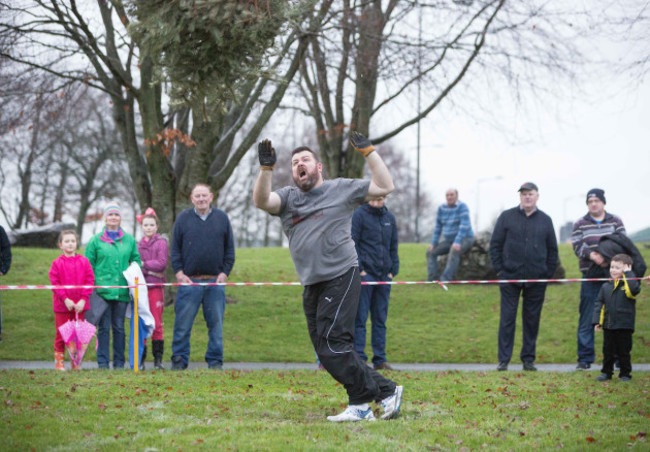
[
  {"xmin": 577, "ymin": 279, "xmax": 605, "ymax": 364},
  {"xmin": 97, "ymin": 299, "xmax": 128, "ymax": 369},
  {"xmin": 354, "ymin": 273, "xmax": 391, "ymax": 366},
  {"xmin": 171, "ymin": 280, "xmax": 225, "ymax": 368},
  {"xmin": 427, "ymin": 237, "xmax": 475, "ymax": 281}
]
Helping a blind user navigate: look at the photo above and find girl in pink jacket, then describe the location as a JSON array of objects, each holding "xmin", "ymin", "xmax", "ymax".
[
  {"xmin": 48, "ymin": 230, "xmax": 95, "ymax": 370},
  {"xmin": 137, "ymin": 208, "xmax": 169, "ymax": 370}
]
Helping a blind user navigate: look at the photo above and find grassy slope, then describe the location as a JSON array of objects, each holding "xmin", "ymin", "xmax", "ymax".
[{"xmin": 0, "ymin": 244, "xmax": 648, "ymax": 364}]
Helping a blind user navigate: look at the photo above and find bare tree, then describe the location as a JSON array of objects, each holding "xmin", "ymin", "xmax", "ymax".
[
  {"xmin": 0, "ymin": 0, "xmax": 330, "ymax": 234},
  {"xmin": 0, "ymin": 80, "xmax": 73, "ymax": 229},
  {"xmin": 293, "ymin": 0, "xmax": 645, "ymax": 180}
]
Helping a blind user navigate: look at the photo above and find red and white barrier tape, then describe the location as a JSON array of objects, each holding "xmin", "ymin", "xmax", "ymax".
[{"xmin": 1, "ymin": 277, "xmax": 643, "ymax": 291}]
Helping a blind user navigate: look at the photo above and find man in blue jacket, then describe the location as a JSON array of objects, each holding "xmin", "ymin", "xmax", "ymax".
[
  {"xmin": 489, "ymin": 182, "xmax": 558, "ymax": 372},
  {"xmin": 171, "ymin": 183, "xmax": 235, "ymax": 370},
  {"xmin": 352, "ymin": 196, "xmax": 399, "ymax": 370}
]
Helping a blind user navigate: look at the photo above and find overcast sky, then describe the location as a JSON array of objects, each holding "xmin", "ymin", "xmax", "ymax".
[{"xmin": 402, "ymin": 67, "xmax": 650, "ymax": 238}]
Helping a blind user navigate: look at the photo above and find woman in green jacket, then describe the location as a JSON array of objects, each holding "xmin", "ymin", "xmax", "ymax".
[{"xmin": 85, "ymin": 202, "xmax": 141, "ymax": 369}]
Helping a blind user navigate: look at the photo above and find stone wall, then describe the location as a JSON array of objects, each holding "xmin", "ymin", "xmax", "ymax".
[{"xmin": 434, "ymin": 232, "xmax": 565, "ymax": 281}]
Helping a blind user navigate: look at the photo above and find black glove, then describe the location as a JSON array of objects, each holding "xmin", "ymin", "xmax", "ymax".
[
  {"xmin": 258, "ymin": 139, "xmax": 276, "ymax": 170},
  {"xmin": 349, "ymin": 131, "xmax": 375, "ymax": 157}
]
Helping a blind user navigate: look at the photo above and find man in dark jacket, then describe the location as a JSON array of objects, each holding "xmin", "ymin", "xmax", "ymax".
[
  {"xmin": 0, "ymin": 225, "xmax": 11, "ymax": 342},
  {"xmin": 489, "ymin": 182, "xmax": 558, "ymax": 372},
  {"xmin": 352, "ymin": 196, "xmax": 399, "ymax": 370}
]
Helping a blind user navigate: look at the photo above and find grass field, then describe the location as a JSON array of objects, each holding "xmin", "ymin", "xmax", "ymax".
[
  {"xmin": 2, "ymin": 368, "xmax": 649, "ymax": 450},
  {"xmin": 1, "ymin": 244, "xmax": 649, "ymax": 450}
]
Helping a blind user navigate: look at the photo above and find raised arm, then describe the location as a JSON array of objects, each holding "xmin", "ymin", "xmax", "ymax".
[
  {"xmin": 349, "ymin": 132, "xmax": 394, "ymax": 200},
  {"xmin": 253, "ymin": 139, "xmax": 281, "ymax": 214}
]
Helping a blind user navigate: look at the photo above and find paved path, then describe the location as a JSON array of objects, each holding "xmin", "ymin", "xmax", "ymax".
[{"xmin": 2, "ymin": 361, "xmax": 649, "ymax": 372}]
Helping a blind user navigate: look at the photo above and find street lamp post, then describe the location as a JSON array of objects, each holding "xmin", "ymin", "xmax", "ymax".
[
  {"xmin": 475, "ymin": 175, "xmax": 503, "ymax": 233},
  {"xmin": 563, "ymin": 194, "xmax": 586, "ymax": 223},
  {"xmin": 415, "ymin": 0, "xmax": 423, "ymax": 243}
]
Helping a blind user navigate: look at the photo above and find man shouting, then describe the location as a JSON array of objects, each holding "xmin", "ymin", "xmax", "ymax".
[{"xmin": 253, "ymin": 133, "xmax": 403, "ymax": 422}]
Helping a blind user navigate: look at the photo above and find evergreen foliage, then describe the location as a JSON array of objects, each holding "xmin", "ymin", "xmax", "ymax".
[{"xmin": 127, "ymin": 0, "xmax": 291, "ymax": 105}]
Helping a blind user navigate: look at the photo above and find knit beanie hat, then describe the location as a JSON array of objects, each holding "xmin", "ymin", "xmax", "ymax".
[
  {"xmin": 586, "ymin": 188, "xmax": 606, "ymax": 204},
  {"xmin": 104, "ymin": 201, "xmax": 121, "ymax": 217}
]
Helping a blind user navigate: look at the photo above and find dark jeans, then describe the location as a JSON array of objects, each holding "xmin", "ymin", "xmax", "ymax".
[
  {"xmin": 354, "ymin": 273, "xmax": 391, "ymax": 366},
  {"xmin": 601, "ymin": 329, "xmax": 633, "ymax": 378},
  {"xmin": 303, "ymin": 267, "xmax": 396, "ymax": 405},
  {"xmin": 577, "ymin": 279, "xmax": 605, "ymax": 365},
  {"xmin": 498, "ymin": 282, "xmax": 547, "ymax": 364},
  {"xmin": 426, "ymin": 237, "xmax": 475, "ymax": 281},
  {"xmin": 97, "ymin": 299, "xmax": 128, "ymax": 369},
  {"xmin": 171, "ymin": 280, "xmax": 225, "ymax": 368}
]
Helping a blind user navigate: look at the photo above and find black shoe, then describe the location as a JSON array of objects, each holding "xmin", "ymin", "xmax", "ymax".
[
  {"xmin": 497, "ymin": 362, "xmax": 508, "ymax": 371},
  {"xmin": 152, "ymin": 340, "xmax": 164, "ymax": 370},
  {"xmin": 171, "ymin": 356, "xmax": 186, "ymax": 371},
  {"xmin": 576, "ymin": 362, "xmax": 591, "ymax": 370},
  {"xmin": 595, "ymin": 373, "xmax": 612, "ymax": 381},
  {"xmin": 619, "ymin": 376, "xmax": 631, "ymax": 382},
  {"xmin": 523, "ymin": 362, "xmax": 537, "ymax": 371}
]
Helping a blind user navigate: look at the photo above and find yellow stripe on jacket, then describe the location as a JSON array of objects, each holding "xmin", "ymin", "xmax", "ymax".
[{"xmin": 602, "ymin": 275, "xmax": 637, "ymax": 326}]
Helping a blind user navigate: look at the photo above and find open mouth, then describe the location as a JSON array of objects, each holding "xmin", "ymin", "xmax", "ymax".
[{"xmin": 299, "ymin": 169, "xmax": 306, "ymax": 178}]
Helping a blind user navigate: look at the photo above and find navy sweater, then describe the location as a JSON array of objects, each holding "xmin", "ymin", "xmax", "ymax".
[
  {"xmin": 489, "ymin": 206, "xmax": 558, "ymax": 280},
  {"xmin": 171, "ymin": 208, "xmax": 235, "ymax": 277}
]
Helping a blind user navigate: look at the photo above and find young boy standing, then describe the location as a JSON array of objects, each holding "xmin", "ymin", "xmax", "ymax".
[{"xmin": 593, "ymin": 254, "xmax": 641, "ymax": 382}]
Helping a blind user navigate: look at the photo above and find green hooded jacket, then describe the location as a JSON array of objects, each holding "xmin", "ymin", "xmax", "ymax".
[{"xmin": 85, "ymin": 227, "xmax": 141, "ymax": 302}]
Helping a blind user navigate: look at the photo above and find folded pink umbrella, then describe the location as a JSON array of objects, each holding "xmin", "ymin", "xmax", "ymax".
[{"xmin": 58, "ymin": 313, "xmax": 97, "ymax": 368}]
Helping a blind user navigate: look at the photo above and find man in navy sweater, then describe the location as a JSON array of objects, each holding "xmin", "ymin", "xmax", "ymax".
[
  {"xmin": 489, "ymin": 182, "xmax": 558, "ymax": 372},
  {"xmin": 170, "ymin": 184, "xmax": 235, "ymax": 370}
]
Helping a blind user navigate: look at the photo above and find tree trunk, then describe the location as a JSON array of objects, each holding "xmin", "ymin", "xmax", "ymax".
[
  {"xmin": 347, "ymin": 0, "xmax": 384, "ymax": 179},
  {"xmin": 138, "ymin": 57, "xmax": 176, "ymax": 234}
]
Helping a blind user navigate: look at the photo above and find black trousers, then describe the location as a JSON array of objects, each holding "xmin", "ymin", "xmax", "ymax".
[
  {"xmin": 303, "ymin": 267, "xmax": 396, "ymax": 405},
  {"xmin": 602, "ymin": 329, "xmax": 633, "ymax": 378},
  {"xmin": 498, "ymin": 282, "xmax": 547, "ymax": 364}
]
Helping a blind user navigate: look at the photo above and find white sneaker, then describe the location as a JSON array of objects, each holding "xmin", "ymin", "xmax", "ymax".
[
  {"xmin": 326, "ymin": 405, "xmax": 376, "ymax": 422},
  {"xmin": 380, "ymin": 385, "xmax": 403, "ymax": 420}
]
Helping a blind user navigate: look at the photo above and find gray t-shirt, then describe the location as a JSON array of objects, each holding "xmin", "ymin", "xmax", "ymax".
[{"xmin": 274, "ymin": 178, "xmax": 370, "ymax": 286}]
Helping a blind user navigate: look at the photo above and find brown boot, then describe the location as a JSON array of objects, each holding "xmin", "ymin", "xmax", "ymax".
[{"xmin": 55, "ymin": 351, "xmax": 66, "ymax": 371}]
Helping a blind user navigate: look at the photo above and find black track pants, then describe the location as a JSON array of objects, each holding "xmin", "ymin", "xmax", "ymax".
[{"xmin": 303, "ymin": 267, "xmax": 396, "ymax": 405}]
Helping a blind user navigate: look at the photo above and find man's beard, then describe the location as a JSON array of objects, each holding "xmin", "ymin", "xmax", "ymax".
[{"xmin": 293, "ymin": 168, "xmax": 319, "ymax": 191}]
